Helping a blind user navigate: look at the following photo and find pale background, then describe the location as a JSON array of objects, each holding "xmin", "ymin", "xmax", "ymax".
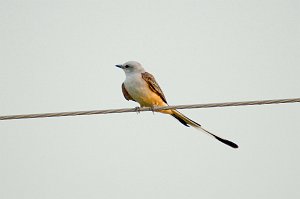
[{"xmin": 1, "ymin": 0, "xmax": 300, "ymax": 198}]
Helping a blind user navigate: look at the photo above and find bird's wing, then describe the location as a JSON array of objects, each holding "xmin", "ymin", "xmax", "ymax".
[
  {"xmin": 122, "ymin": 83, "xmax": 135, "ymax": 101},
  {"xmin": 141, "ymin": 72, "xmax": 167, "ymax": 104}
]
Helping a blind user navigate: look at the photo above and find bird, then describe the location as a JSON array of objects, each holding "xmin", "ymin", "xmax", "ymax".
[{"xmin": 116, "ymin": 61, "xmax": 238, "ymax": 148}]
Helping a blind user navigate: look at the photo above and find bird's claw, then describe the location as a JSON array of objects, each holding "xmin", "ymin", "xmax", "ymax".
[
  {"xmin": 150, "ymin": 106, "xmax": 155, "ymax": 114},
  {"xmin": 134, "ymin": 106, "xmax": 141, "ymax": 114},
  {"xmin": 134, "ymin": 106, "xmax": 156, "ymax": 114}
]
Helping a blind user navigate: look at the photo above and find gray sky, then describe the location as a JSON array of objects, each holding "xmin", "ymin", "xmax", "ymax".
[{"xmin": 1, "ymin": 0, "xmax": 300, "ymax": 198}]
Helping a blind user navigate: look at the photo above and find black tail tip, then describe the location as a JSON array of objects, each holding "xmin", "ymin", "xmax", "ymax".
[{"xmin": 214, "ymin": 136, "xmax": 239, "ymax": 149}]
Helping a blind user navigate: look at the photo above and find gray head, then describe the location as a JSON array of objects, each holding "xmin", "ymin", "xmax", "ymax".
[{"xmin": 115, "ymin": 61, "xmax": 146, "ymax": 74}]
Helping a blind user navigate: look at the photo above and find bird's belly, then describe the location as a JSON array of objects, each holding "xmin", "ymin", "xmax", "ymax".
[{"xmin": 125, "ymin": 78, "xmax": 165, "ymax": 107}]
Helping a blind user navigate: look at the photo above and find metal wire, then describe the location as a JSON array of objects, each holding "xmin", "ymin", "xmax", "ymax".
[{"xmin": 0, "ymin": 98, "xmax": 299, "ymax": 121}]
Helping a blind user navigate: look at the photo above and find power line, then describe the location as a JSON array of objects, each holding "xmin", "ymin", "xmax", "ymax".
[{"xmin": 0, "ymin": 98, "xmax": 299, "ymax": 121}]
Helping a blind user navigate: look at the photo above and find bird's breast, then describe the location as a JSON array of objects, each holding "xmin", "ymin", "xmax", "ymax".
[{"xmin": 124, "ymin": 74, "xmax": 165, "ymax": 107}]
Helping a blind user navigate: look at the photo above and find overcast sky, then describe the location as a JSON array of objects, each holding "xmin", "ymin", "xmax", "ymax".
[{"xmin": 1, "ymin": 0, "xmax": 300, "ymax": 198}]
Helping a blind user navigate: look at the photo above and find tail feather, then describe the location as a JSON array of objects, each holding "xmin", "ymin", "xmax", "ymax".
[
  {"xmin": 171, "ymin": 112, "xmax": 190, "ymax": 127},
  {"xmin": 171, "ymin": 110, "xmax": 238, "ymax": 149}
]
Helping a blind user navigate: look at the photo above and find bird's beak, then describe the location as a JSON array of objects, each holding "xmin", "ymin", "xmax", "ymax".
[{"xmin": 115, "ymin": 64, "xmax": 123, "ymax": 69}]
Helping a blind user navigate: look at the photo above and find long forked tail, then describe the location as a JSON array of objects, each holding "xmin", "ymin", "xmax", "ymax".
[{"xmin": 171, "ymin": 110, "xmax": 238, "ymax": 149}]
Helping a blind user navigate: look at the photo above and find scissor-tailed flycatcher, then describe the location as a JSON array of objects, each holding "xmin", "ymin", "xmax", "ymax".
[{"xmin": 116, "ymin": 61, "xmax": 238, "ymax": 148}]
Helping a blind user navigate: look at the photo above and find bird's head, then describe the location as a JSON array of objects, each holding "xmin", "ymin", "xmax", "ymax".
[{"xmin": 115, "ymin": 61, "xmax": 145, "ymax": 74}]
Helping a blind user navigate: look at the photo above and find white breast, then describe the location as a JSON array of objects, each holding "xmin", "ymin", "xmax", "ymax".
[{"xmin": 124, "ymin": 73, "xmax": 165, "ymax": 107}]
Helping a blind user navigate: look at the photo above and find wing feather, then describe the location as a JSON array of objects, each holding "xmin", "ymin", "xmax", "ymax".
[
  {"xmin": 122, "ymin": 83, "xmax": 135, "ymax": 101},
  {"xmin": 141, "ymin": 72, "xmax": 167, "ymax": 104}
]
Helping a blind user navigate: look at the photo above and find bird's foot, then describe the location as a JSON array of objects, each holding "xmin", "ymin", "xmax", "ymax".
[
  {"xmin": 134, "ymin": 106, "xmax": 141, "ymax": 114},
  {"xmin": 150, "ymin": 106, "xmax": 155, "ymax": 114}
]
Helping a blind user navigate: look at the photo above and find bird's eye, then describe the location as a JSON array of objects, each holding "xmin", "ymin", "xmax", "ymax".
[{"xmin": 125, "ymin": 65, "xmax": 129, "ymax": 68}]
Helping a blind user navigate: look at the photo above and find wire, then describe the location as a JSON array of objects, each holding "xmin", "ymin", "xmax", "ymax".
[{"xmin": 0, "ymin": 98, "xmax": 299, "ymax": 121}]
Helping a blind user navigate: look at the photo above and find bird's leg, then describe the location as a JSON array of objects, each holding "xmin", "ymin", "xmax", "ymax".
[
  {"xmin": 134, "ymin": 106, "xmax": 141, "ymax": 114},
  {"xmin": 150, "ymin": 106, "xmax": 156, "ymax": 114}
]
